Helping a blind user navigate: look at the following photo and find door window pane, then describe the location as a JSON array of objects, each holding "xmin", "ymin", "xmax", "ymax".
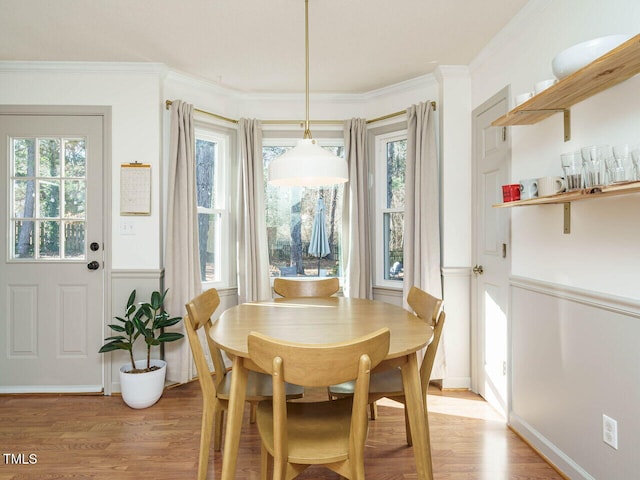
[
  {"xmin": 12, "ymin": 138, "xmax": 35, "ymax": 177},
  {"xmin": 64, "ymin": 139, "xmax": 86, "ymax": 177},
  {"xmin": 39, "ymin": 221, "xmax": 60, "ymax": 258},
  {"xmin": 9, "ymin": 136, "xmax": 87, "ymax": 260},
  {"xmin": 39, "ymin": 180, "xmax": 60, "ymax": 218},
  {"xmin": 14, "ymin": 220, "xmax": 34, "ymax": 258},
  {"xmin": 12, "ymin": 179, "xmax": 35, "ymax": 217},
  {"xmin": 64, "ymin": 180, "xmax": 86, "ymax": 218},
  {"xmin": 64, "ymin": 222, "xmax": 85, "ymax": 258},
  {"xmin": 38, "ymin": 138, "xmax": 61, "ymax": 177}
]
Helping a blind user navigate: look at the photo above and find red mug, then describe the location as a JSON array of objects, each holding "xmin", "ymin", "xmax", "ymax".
[{"xmin": 501, "ymin": 184, "xmax": 521, "ymax": 202}]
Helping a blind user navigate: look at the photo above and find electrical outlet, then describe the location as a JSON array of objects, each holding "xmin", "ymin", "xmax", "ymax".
[{"xmin": 603, "ymin": 414, "xmax": 618, "ymax": 449}]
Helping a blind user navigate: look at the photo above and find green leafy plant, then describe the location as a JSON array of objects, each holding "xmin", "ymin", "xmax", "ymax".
[{"xmin": 99, "ymin": 289, "xmax": 184, "ymax": 373}]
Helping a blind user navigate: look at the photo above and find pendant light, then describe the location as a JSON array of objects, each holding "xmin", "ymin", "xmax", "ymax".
[{"xmin": 268, "ymin": 0, "xmax": 348, "ymax": 187}]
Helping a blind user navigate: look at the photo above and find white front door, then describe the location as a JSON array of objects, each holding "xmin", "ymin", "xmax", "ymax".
[
  {"xmin": 472, "ymin": 89, "xmax": 510, "ymax": 417},
  {"xmin": 0, "ymin": 112, "xmax": 105, "ymax": 393}
]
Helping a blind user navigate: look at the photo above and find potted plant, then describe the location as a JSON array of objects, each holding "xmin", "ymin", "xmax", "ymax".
[{"xmin": 99, "ymin": 289, "xmax": 184, "ymax": 409}]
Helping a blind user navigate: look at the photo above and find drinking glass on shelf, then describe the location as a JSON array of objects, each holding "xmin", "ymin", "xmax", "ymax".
[
  {"xmin": 609, "ymin": 144, "xmax": 635, "ymax": 183},
  {"xmin": 631, "ymin": 148, "xmax": 640, "ymax": 181},
  {"xmin": 581, "ymin": 145, "xmax": 610, "ymax": 187},
  {"xmin": 561, "ymin": 151, "xmax": 583, "ymax": 191}
]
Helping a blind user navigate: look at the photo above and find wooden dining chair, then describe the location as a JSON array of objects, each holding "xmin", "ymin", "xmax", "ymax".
[
  {"xmin": 273, "ymin": 277, "xmax": 339, "ymax": 298},
  {"xmin": 184, "ymin": 288, "xmax": 304, "ymax": 480},
  {"xmin": 248, "ymin": 327, "xmax": 390, "ymax": 480},
  {"xmin": 328, "ymin": 286, "xmax": 444, "ymax": 446}
]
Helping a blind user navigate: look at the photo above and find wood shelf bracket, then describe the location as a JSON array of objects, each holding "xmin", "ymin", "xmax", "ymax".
[
  {"xmin": 563, "ymin": 202, "xmax": 571, "ymax": 234},
  {"xmin": 563, "ymin": 109, "xmax": 571, "ymax": 142}
]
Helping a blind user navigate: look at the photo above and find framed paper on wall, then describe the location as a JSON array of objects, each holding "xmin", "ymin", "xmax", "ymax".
[{"xmin": 120, "ymin": 163, "xmax": 151, "ymax": 215}]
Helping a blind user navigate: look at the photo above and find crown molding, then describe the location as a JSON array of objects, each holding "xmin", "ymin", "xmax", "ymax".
[
  {"xmin": 360, "ymin": 73, "xmax": 439, "ymax": 100},
  {"xmin": 164, "ymin": 69, "xmax": 239, "ymax": 98},
  {"xmin": 169, "ymin": 69, "xmax": 438, "ymax": 105},
  {"xmin": 0, "ymin": 61, "xmax": 168, "ymax": 76}
]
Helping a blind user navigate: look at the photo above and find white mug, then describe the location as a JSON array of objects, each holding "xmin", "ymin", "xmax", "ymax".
[
  {"xmin": 537, "ymin": 176, "xmax": 566, "ymax": 197},
  {"xmin": 519, "ymin": 178, "xmax": 538, "ymax": 200}
]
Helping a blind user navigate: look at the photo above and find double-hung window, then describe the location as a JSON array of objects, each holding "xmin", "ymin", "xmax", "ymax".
[
  {"xmin": 194, "ymin": 127, "xmax": 230, "ymax": 287},
  {"xmin": 262, "ymin": 139, "xmax": 344, "ymax": 278},
  {"xmin": 374, "ymin": 130, "xmax": 407, "ymax": 287}
]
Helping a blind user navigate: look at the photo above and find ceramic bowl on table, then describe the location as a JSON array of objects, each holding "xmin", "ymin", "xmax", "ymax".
[{"xmin": 551, "ymin": 34, "xmax": 633, "ymax": 79}]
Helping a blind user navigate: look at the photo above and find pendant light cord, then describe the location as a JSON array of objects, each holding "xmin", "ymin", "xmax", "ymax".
[{"xmin": 303, "ymin": 0, "xmax": 312, "ymax": 139}]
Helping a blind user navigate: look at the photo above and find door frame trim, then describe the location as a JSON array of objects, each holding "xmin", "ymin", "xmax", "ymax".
[
  {"xmin": 470, "ymin": 87, "xmax": 511, "ymax": 396},
  {"xmin": 0, "ymin": 105, "xmax": 112, "ymax": 393}
]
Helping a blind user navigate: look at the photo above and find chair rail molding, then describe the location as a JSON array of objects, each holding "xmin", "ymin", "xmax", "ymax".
[
  {"xmin": 510, "ymin": 275, "xmax": 640, "ymax": 316},
  {"xmin": 441, "ymin": 266, "xmax": 472, "ymax": 277}
]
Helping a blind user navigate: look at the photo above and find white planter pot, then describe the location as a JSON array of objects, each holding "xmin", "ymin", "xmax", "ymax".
[{"xmin": 119, "ymin": 359, "xmax": 167, "ymax": 409}]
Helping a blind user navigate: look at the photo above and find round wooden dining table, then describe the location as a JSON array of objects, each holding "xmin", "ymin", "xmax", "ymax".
[{"xmin": 209, "ymin": 296, "xmax": 434, "ymax": 480}]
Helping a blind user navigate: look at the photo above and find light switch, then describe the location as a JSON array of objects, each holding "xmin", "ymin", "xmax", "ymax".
[{"xmin": 120, "ymin": 219, "xmax": 136, "ymax": 235}]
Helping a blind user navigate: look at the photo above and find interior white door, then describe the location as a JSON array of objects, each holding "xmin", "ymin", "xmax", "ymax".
[
  {"xmin": 472, "ymin": 91, "xmax": 510, "ymax": 417},
  {"xmin": 0, "ymin": 113, "xmax": 104, "ymax": 393}
]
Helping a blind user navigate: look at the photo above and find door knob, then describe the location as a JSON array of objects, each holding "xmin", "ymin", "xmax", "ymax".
[
  {"xmin": 472, "ymin": 265, "xmax": 484, "ymax": 275},
  {"xmin": 87, "ymin": 261, "xmax": 100, "ymax": 270},
  {"xmin": 90, "ymin": 242, "xmax": 100, "ymax": 252}
]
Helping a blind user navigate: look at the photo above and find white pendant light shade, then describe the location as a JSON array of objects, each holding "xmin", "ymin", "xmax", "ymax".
[
  {"xmin": 267, "ymin": 0, "xmax": 349, "ymax": 188},
  {"xmin": 268, "ymin": 139, "xmax": 348, "ymax": 187}
]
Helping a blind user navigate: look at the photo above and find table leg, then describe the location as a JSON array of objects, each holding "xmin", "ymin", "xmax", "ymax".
[
  {"xmin": 402, "ymin": 352, "xmax": 433, "ymax": 480},
  {"xmin": 221, "ymin": 356, "xmax": 248, "ymax": 480}
]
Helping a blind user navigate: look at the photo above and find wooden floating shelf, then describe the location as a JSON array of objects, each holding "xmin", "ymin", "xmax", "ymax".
[
  {"xmin": 492, "ymin": 34, "xmax": 640, "ymax": 133},
  {"xmin": 493, "ymin": 180, "xmax": 640, "ymax": 208}
]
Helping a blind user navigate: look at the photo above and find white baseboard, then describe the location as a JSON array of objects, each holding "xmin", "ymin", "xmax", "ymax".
[
  {"xmin": 0, "ymin": 385, "xmax": 102, "ymax": 394},
  {"xmin": 509, "ymin": 413, "xmax": 595, "ymax": 480},
  {"xmin": 440, "ymin": 376, "xmax": 471, "ymax": 390}
]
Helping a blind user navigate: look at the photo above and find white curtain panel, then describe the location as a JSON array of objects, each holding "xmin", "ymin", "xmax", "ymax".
[
  {"xmin": 237, "ymin": 119, "xmax": 271, "ymax": 303},
  {"xmin": 164, "ymin": 100, "xmax": 202, "ymax": 384},
  {"xmin": 403, "ymin": 102, "xmax": 445, "ymax": 380},
  {"xmin": 342, "ymin": 118, "xmax": 372, "ymax": 299}
]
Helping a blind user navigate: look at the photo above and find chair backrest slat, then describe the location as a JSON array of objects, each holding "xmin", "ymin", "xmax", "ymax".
[
  {"xmin": 420, "ymin": 310, "xmax": 446, "ymax": 394},
  {"xmin": 406, "ymin": 286, "xmax": 445, "ymax": 395},
  {"xmin": 273, "ymin": 277, "xmax": 340, "ymax": 298},
  {"xmin": 185, "ymin": 289, "xmax": 225, "ymax": 395},
  {"xmin": 248, "ymin": 328, "xmax": 390, "ymax": 387},
  {"xmin": 407, "ymin": 286, "xmax": 442, "ymax": 326}
]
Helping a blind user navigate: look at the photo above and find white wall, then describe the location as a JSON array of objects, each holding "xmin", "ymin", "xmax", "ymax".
[
  {"xmin": 0, "ymin": 62, "xmax": 166, "ymax": 271},
  {"xmin": 436, "ymin": 66, "xmax": 473, "ymax": 389},
  {"xmin": 0, "ymin": 62, "xmax": 168, "ymax": 391},
  {"xmin": 470, "ymin": 0, "xmax": 640, "ymax": 477}
]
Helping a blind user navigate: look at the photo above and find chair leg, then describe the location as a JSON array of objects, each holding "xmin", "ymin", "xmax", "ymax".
[
  {"xmin": 260, "ymin": 443, "xmax": 270, "ymax": 480},
  {"xmin": 403, "ymin": 405, "xmax": 413, "ymax": 446},
  {"xmin": 250, "ymin": 402, "xmax": 257, "ymax": 424},
  {"xmin": 369, "ymin": 401, "xmax": 378, "ymax": 420},
  {"xmin": 213, "ymin": 404, "xmax": 225, "ymax": 452},
  {"xmin": 198, "ymin": 401, "xmax": 215, "ymax": 480}
]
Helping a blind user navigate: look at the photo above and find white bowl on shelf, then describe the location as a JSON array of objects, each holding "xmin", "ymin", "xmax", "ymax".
[
  {"xmin": 534, "ymin": 78, "xmax": 557, "ymax": 94},
  {"xmin": 551, "ymin": 34, "xmax": 633, "ymax": 79},
  {"xmin": 515, "ymin": 92, "xmax": 533, "ymax": 106}
]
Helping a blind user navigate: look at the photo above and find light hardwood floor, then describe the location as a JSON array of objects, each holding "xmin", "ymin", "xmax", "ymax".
[{"xmin": 0, "ymin": 381, "xmax": 565, "ymax": 480}]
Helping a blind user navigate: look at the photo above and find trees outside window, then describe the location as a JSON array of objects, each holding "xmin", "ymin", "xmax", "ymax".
[
  {"xmin": 375, "ymin": 131, "xmax": 407, "ymax": 286},
  {"xmin": 263, "ymin": 142, "xmax": 344, "ymax": 278},
  {"xmin": 11, "ymin": 137, "xmax": 86, "ymax": 260},
  {"xmin": 194, "ymin": 129, "xmax": 229, "ymax": 286}
]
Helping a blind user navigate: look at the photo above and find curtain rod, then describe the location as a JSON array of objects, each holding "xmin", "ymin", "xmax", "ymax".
[{"xmin": 164, "ymin": 99, "xmax": 436, "ymax": 126}]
